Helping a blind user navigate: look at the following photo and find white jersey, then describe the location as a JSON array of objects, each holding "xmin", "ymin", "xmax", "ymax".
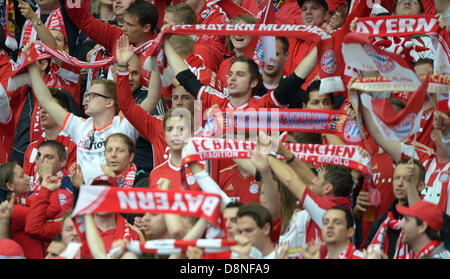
[
  {"xmin": 62, "ymin": 113, "xmax": 139, "ymax": 184},
  {"xmin": 278, "ymin": 209, "xmax": 311, "ymax": 258}
]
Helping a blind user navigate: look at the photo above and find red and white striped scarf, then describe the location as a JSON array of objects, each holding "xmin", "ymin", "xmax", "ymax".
[
  {"xmin": 324, "ymin": 242, "xmax": 363, "ymax": 259},
  {"xmin": 108, "ymin": 239, "xmax": 237, "ymax": 257},
  {"xmin": 72, "ymin": 186, "xmax": 224, "ymax": 228},
  {"xmin": 143, "ymin": 23, "xmax": 341, "ymax": 94},
  {"xmin": 369, "ymin": 211, "xmax": 411, "ymax": 259},
  {"xmin": 182, "ymin": 137, "xmax": 372, "ymax": 175},
  {"xmin": 351, "ymin": 15, "xmax": 450, "ymax": 75},
  {"xmin": 414, "ymin": 240, "xmax": 440, "ymax": 259},
  {"xmin": 20, "ymin": 7, "xmax": 65, "ymax": 48},
  {"xmin": 114, "ymin": 163, "xmax": 137, "ymax": 188},
  {"xmin": 72, "ymin": 186, "xmax": 226, "ymax": 257},
  {"xmin": 349, "ymin": 74, "xmax": 450, "ymax": 94}
]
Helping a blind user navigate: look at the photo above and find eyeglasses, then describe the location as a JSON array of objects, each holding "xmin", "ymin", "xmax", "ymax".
[
  {"xmin": 397, "ymin": 0, "xmax": 419, "ymax": 5},
  {"xmin": 84, "ymin": 129, "xmax": 96, "ymax": 150},
  {"xmin": 84, "ymin": 92, "xmax": 111, "ymax": 100}
]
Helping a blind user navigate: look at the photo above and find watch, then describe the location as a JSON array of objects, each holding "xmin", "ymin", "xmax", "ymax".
[{"xmin": 32, "ymin": 19, "xmax": 42, "ymax": 27}]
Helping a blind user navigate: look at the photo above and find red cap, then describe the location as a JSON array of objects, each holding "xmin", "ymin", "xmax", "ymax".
[
  {"xmin": 396, "ymin": 201, "xmax": 443, "ymax": 232},
  {"xmin": 0, "ymin": 239, "xmax": 25, "ymax": 259},
  {"xmin": 327, "ymin": 0, "xmax": 347, "ymax": 11},
  {"xmin": 91, "ymin": 175, "xmax": 119, "ymax": 187}
]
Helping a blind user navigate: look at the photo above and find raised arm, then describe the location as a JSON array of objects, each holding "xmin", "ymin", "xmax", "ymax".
[
  {"xmin": 164, "ymin": 39, "xmax": 203, "ymax": 98},
  {"xmin": 115, "ymin": 36, "xmax": 161, "ymax": 141},
  {"xmin": 139, "ymin": 57, "xmax": 162, "ymax": 113},
  {"xmin": 25, "ymin": 176, "xmax": 63, "ymax": 241},
  {"xmin": 84, "ymin": 214, "xmax": 108, "ymax": 259},
  {"xmin": 0, "ymin": 194, "xmax": 14, "ymax": 239},
  {"xmin": 277, "ymin": 142, "xmax": 316, "ymax": 186},
  {"xmin": 267, "ymin": 155, "xmax": 308, "ymax": 201},
  {"xmin": 250, "ymin": 149, "xmax": 281, "ymax": 221},
  {"xmin": 273, "ymin": 46, "xmax": 317, "ymax": 105},
  {"xmin": 360, "ymin": 104, "xmax": 402, "ymax": 163},
  {"xmin": 18, "ymin": 0, "xmax": 58, "ymax": 50},
  {"xmin": 158, "ymin": 179, "xmax": 188, "ymax": 239},
  {"xmin": 28, "ymin": 61, "xmax": 69, "ymax": 127},
  {"xmin": 188, "ymin": 161, "xmax": 231, "ymax": 210}
]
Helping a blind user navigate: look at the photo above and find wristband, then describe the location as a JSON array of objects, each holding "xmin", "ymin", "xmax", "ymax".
[{"xmin": 286, "ymin": 155, "xmax": 296, "ymax": 164}]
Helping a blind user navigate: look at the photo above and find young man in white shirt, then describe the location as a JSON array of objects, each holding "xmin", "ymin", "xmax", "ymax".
[{"xmin": 27, "ymin": 61, "xmax": 139, "ymax": 184}]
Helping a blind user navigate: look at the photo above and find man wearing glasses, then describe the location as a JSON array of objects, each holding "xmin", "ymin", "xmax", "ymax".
[{"xmin": 27, "ymin": 61, "xmax": 139, "ymax": 185}]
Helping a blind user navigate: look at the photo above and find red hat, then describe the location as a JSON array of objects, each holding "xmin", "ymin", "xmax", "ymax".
[
  {"xmin": 0, "ymin": 239, "xmax": 25, "ymax": 259},
  {"xmin": 91, "ymin": 175, "xmax": 119, "ymax": 187},
  {"xmin": 327, "ymin": 0, "xmax": 347, "ymax": 11},
  {"xmin": 298, "ymin": 0, "xmax": 329, "ymax": 10},
  {"xmin": 396, "ymin": 201, "xmax": 444, "ymax": 232}
]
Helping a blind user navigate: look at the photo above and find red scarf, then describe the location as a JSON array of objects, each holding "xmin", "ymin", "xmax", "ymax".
[
  {"xmin": 72, "ymin": 186, "xmax": 224, "ymax": 228},
  {"xmin": 20, "ymin": 7, "xmax": 65, "ymax": 48},
  {"xmin": 369, "ymin": 211, "xmax": 411, "ymax": 259},
  {"xmin": 354, "ymin": 15, "xmax": 449, "ymax": 66},
  {"xmin": 202, "ymin": 108, "xmax": 364, "ymax": 144},
  {"xmin": 349, "ymin": 74, "xmax": 449, "ymax": 94},
  {"xmin": 324, "ymin": 242, "xmax": 363, "ymax": 259},
  {"xmin": 1, "ymin": 0, "xmax": 18, "ymax": 50},
  {"xmin": 114, "ymin": 163, "xmax": 137, "ymax": 188},
  {"xmin": 414, "ymin": 240, "xmax": 440, "ymax": 259},
  {"xmin": 109, "ymin": 239, "xmax": 237, "ymax": 257},
  {"xmin": 182, "ymin": 137, "xmax": 372, "ymax": 175},
  {"xmin": 143, "ymin": 23, "xmax": 340, "ymax": 94}
]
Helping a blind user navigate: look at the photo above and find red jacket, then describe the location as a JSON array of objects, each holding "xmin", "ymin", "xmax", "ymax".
[
  {"xmin": 11, "ymin": 205, "xmax": 48, "ymax": 259},
  {"xmin": 25, "ymin": 187, "xmax": 62, "ymax": 242}
]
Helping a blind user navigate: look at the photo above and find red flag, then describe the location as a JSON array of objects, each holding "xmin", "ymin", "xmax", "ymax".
[{"xmin": 360, "ymin": 77, "xmax": 428, "ymax": 141}]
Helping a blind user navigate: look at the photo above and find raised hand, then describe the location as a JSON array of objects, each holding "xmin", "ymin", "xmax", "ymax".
[
  {"xmin": 116, "ymin": 35, "xmax": 135, "ymax": 67},
  {"xmin": 0, "ymin": 193, "xmax": 15, "ymax": 221},
  {"xmin": 18, "ymin": 0, "xmax": 39, "ymax": 23},
  {"xmin": 42, "ymin": 175, "xmax": 62, "ymax": 192},
  {"xmin": 69, "ymin": 163, "xmax": 84, "ymax": 188}
]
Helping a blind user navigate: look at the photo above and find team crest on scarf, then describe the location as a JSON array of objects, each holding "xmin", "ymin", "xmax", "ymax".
[
  {"xmin": 320, "ymin": 49, "xmax": 338, "ymax": 74},
  {"xmin": 342, "ymin": 119, "xmax": 363, "ymax": 143},
  {"xmin": 362, "ymin": 43, "xmax": 395, "ymax": 73}
]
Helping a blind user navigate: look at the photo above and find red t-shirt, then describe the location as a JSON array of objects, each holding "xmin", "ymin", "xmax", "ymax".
[
  {"xmin": 149, "ymin": 155, "xmax": 202, "ymax": 191},
  {"xmin": 218, "ymin": 163, "xmax": 260, "ymax": 204}
]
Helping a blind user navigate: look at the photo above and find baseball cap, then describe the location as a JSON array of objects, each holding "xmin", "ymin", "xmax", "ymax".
[
  {"xmin": 0, "ymin": 239, "xmax": 25, "ymax": 259},
  {"xmin": 297, "ymin": 0, "xmax": 329, "ymax": 10},
  {"xmin": 396, "ymin": 201, "xmax": 444, "ymax": 232},
  {"xmin": 91, "ymin": 175, "xmax": 119, "ymax": 187},
  {"xmin": 327, "ymin": 0, "xmax": 347, "ymax": 11}
]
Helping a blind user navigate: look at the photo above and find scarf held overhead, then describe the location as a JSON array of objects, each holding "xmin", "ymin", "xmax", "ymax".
[
  {"xmin": 182, "ymin": 137, "xmax": 372, "ymax": 175},
  {"xmin": 353, "ymin": 15, "xmax": 450, "ymax": 75},
  {"xmin": 202, "ymin": 108, "xmax": 364, "ymax": 144},
  {"xmin": 144, "ymin": 23, "xmax": 344, "ymax": 94},
  {"xmin": 72, "ymin": 186, "xmax": 224, "ymax": 227}
]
